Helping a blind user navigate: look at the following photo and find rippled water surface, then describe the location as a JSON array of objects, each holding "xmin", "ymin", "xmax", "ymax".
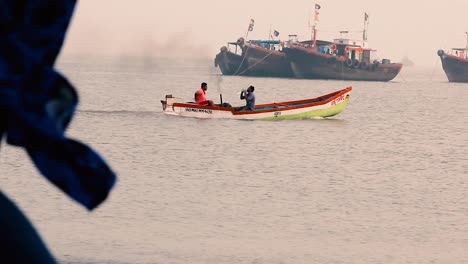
[{"xmin": 1, "ymin": 56, "xmax": 468, "ymax": 263}]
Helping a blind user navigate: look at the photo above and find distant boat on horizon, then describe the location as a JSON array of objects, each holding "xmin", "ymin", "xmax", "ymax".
[
  {"xmin": 283, "ymin": 12, "xmax": 402, "ymax": 82},
  {"xmin": 437, "ymin": 33, "xmax": 468, "ymax": 83},
  {"xmin": 283, "ymin": 35, "xmax": 403, "ymax": 82},
  {"xmin": 214, "ymin": 37, "xmax": 294, "ymax": 78},
  {"xmin": 214, "ymin": 10, "xmax": 402, "ymax": 82},
  {"xmin": 214, "ymin": 18, "xmax": 293, "ymax": 78}
]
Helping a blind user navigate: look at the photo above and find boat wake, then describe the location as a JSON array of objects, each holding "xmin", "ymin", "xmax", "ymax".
[{"xmin": 78, "ymin": 110, "xmax": 156, "ymax": 116}]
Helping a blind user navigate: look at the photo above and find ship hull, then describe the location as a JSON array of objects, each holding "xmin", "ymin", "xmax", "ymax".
[
  {"xmin": 214, "ymin": 50, "xmax": 247, "ymax": 75},
  {"xmin": 215, "ymin": 45, "xmax": 293, "ymax": 78},
  {"xmin": 240, "ymin": 44, "xmax": 294, "ymax": 78},
  {"xmin": 284, "ymin": 46, "xmax": 403, "ymax": 82},
  {"xmin": 438, "ymin": 51, "xmax": 468, "ymax": 82}
]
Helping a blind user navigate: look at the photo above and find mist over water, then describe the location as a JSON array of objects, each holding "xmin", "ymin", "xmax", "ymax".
[
  {"xmin": 63, "ymin": 0, "xmax": 468, "ymax": 66},
  {"xmin": 1, "ymin": 56, "xmax": 467, "ymax": 263},
  {"xmin": 0, "ymin": 0, "xmax": 467, "ymax": 263}
]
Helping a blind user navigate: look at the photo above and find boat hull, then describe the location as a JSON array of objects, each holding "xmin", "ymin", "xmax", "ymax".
[
  {"xmin": 161, "ymin": 87, "xmax": 352, "ymax": 120},
  {"xmin": 438, "ymin": 51, "xmax": 468, "ymax": 82},
  {"xmin": 284, "ymin": 46, "xmax": 403, "ymax": 82}
]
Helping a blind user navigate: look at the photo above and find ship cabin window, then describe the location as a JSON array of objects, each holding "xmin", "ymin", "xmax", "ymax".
[
  {"xmin": 336, "ymin": 46, "xmax": 345, "ymax": 56},
  {"xmin": 350, "ymin": 50, "xmax": 356, "ymax": 61},
  {"xmin": 361, "ymin": 50, "xmax": 371, "ymax": 63},
  {"xmin": 319, "ymin": 45, "xmax": 330, "ymax": 54}
]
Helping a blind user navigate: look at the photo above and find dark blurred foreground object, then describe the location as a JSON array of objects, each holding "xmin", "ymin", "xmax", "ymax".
[
  {"xmin": 0, "ymin": 192, "xmax": 56, "ymax": 263},
  {"xmin": 1, "ymin": 1, "xmax": 117, "ymax": 262}
]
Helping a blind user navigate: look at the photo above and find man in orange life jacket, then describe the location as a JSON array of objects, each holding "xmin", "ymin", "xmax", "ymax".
[{"xmin": 194, "ymin": 82, "xmax": 214, "ymax": 106}]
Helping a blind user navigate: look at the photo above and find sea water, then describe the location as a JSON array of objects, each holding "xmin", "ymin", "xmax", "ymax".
[{"xmin": 1, "ymin": 56, "xmax": 467, "ymax": 263}]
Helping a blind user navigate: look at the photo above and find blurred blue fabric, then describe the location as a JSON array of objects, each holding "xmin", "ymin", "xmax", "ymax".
[{"xmin": 0, "ymin": 0, "xmax": 117, "ymax": 210}]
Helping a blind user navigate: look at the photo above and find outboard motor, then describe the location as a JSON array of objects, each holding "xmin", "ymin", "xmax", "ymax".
[{"xmin": 161, "ymin": 95, "xmax": 174, "ymax": 111}]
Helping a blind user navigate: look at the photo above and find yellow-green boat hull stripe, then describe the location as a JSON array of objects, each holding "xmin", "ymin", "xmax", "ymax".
[{"xmin": 259, "ymin": 97, "xmax": 350, "ymax": 120}]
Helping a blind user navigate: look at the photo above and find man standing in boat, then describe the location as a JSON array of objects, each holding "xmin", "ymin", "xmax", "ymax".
[
  {"xmin": 194, "ymin": 82, "xmax": 214, "ymax": 106},
  {"xmin": 238, "ymin": 85, "xmax": 256, "ymax": 111}
]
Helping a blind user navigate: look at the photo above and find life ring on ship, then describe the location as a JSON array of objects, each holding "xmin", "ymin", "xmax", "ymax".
[
  {"xmin": 330, "ymin": 44, "xmax": 337, "ymax": 52},
  {"xmin": 437, "ymin": 49, "xmax": 444, "ymax": 56},
  {"xmin": 352, "ymin": 59, "xmax": 360, "ymax": 68},
  {"xmin": 345, "ymin": 46, "xmax": 350, "ymax": 53},
  {"xmin": 346, "ymin": 58, "xmax": 353, "ymax": 67}
]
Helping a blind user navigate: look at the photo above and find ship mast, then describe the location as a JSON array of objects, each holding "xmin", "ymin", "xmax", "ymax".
[
  {"xmin": 309, "ymin": 19, "xmax": 317, "ymax": 47},
  {"xmin": 312, "ymin": 25, "xmax": 317, "ymax": 47},
  {"xmin": 268, "ymin": 24, "xmax": 272, "ymax": 41},
  {"xmin": 363, "ymin": 12, "xmax": 369, "ymax": 46},
  {"xmin": 311, "ymin": 4, "xmax": 321, "ymax": 48},
  {"xmin": 465, "ymin": 32, "xmax": 468, "ymax": 59}
]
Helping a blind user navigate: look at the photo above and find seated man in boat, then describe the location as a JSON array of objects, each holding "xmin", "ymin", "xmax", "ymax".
[
  {"xmin": 194, "ymin": 82, "xmax": 214, "ymax": 106},
  {"xmin": 237, "ymin": 85, "xmax": 256, "ymax": 111}
]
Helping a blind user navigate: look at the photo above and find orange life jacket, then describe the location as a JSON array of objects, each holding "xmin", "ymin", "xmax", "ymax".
[{"xmin": 195, "ymin": 88, "xmax": 207, "ymax": 103}]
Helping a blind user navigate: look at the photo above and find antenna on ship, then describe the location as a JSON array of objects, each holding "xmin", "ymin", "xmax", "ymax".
[
  {"xmin": 268, "ymin": 24, "xmax": 272, "ymax": 41},
  {"xmin": 339, "ymin": 30, "xmax": 349, "ymax": 40}
]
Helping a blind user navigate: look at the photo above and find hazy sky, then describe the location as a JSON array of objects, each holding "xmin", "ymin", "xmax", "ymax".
[{"xmin": 62, "ymin": 0, "xmax": 468, "ymax": 66}]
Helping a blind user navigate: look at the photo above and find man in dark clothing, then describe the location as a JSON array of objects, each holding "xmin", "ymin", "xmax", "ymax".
[{"xmin": 238, "ymin": 85, "xmax": 256, "ymax": 111}]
